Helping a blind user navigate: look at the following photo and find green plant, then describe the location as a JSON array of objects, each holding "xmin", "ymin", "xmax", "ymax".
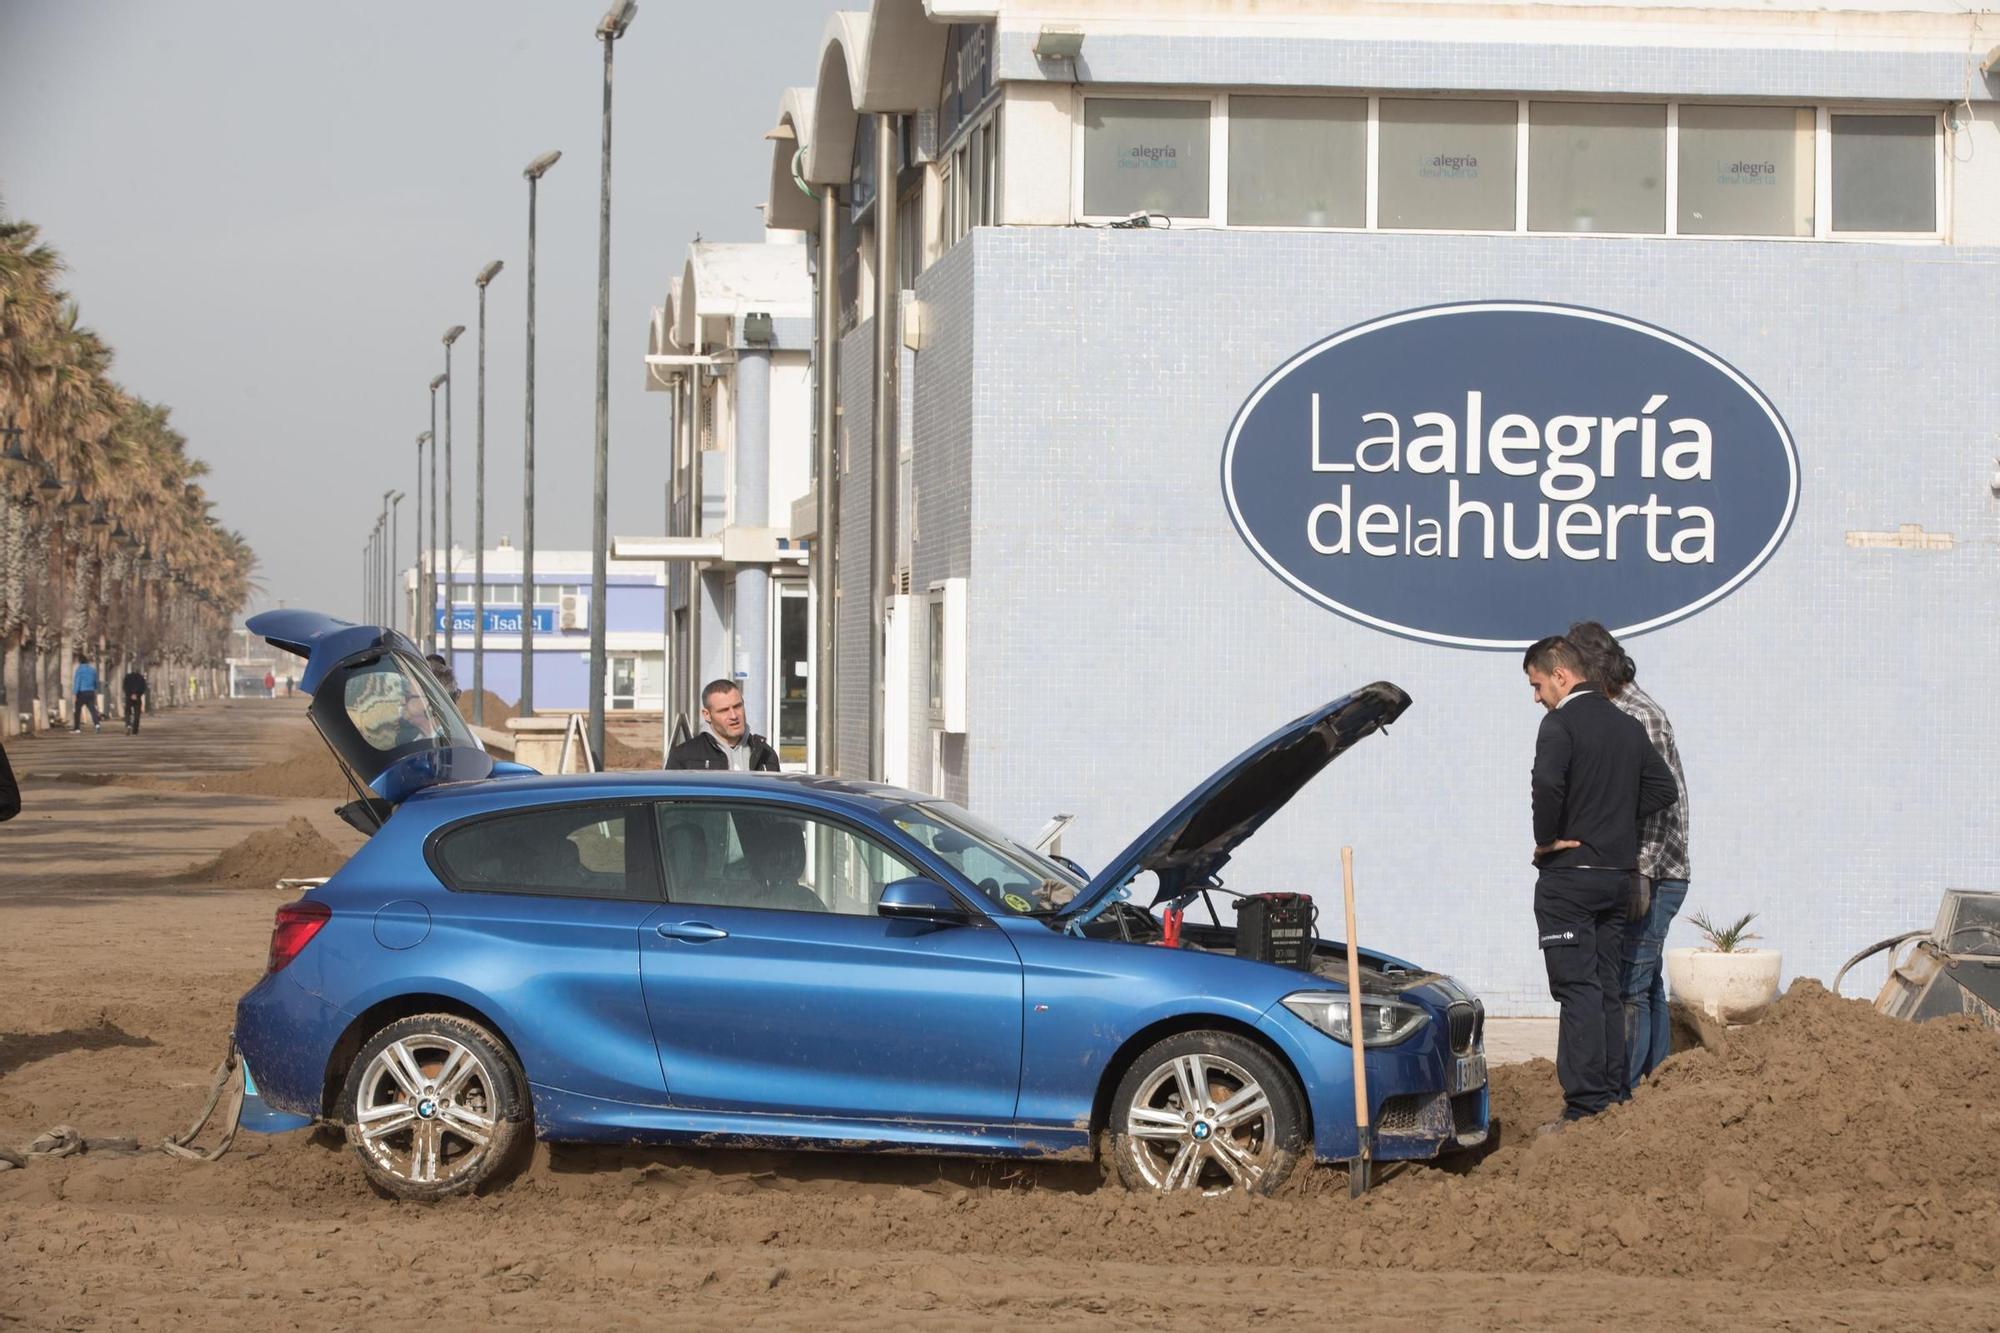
[{"xmin": 1689, "ymin": 910, "xmax": 1761, "ymax": 953}]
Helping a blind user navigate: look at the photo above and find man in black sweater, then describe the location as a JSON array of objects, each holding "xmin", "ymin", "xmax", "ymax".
[{"xmin": 1524, "ymin": 636, "xmax": 1678, "ymax": 1125}]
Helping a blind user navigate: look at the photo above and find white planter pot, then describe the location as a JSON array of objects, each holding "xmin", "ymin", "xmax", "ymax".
[{"xmin": 1666, "ymin": 947, "xmax": 1783, "ymax": 1024}]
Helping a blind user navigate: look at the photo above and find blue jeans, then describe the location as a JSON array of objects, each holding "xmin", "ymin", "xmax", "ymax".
[{"xmin": 1622, "ymin": 878, "xmax": 1689, "ymax": 1089}]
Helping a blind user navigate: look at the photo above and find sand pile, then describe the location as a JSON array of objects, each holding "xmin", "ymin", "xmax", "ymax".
[
  {"xmin": 177, "ymin": 816, "xmax": 350, "ymax": 886},
  {"xmin": 169, "ymin": 741, "xmax": 352, "ymax": 800},
  {"xmin": 458, "ymin": 690, "xmax": 516, "ymax": 727},
  {"xmin": 479, "ymin": 979, "xmax": 2000, "ymax": 1290},
  {"xmin": 602, "ymin": 732, "xmax": 661, "ymax": 770}
]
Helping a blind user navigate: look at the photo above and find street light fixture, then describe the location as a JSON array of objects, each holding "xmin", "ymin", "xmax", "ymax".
[
  {"xmin": 388, "ymin": 490, "xmax": 404, "ymax": 637},
  {"xmin": 0, "ymin": 416, "xmax": 27, "ymax": 465},
  {"xmin": 472, "ymin": 260, "xmax": 504, "ymax": 725},
  {"xmin": 428, "ymin": 376, "xmax": 445, "ymax": 657},
  {"xmin": 521, "ymin": 148, "xmax": 561, "ymax": 719},
  {"xmin": 588, "ymin": 0, "xmax": 636, "ymax": 765},
  {"xmin": 442, "ymin": 325, "xmax": 465, "ymax": 654},
  {"xmin": 417, "ymin": 428, "xmax": 435, "ymax": 652}
]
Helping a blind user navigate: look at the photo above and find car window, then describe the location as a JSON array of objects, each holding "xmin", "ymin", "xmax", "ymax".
[
  {"xmin": 340, "ymin": 651, "xmax": 472, "ymax": 754},
  {"xmin": 435, "ymin": 805, "xmax": 653, "ymax": 901},
  {"xmin": 888, "ymin": 801, "xmax": 1078, "ymax": 914},
  {"xmin": 655, "ymin": 803, "xmax": 920, "ymax": 916}
]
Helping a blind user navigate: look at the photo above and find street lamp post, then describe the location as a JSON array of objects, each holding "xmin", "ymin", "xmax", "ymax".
[
  {"xmin": 588, "ymin": 0, "xmax": 636, "ymax": 766},
  {"xmin": 388, "ymin": 490, "xmax": 404, "ymax": 634},
  {"xmin": 521, "ymin": 148, "xmax": 561, "ymax": 720},
  {"xmin": 473, "ymin": 261, "xmax": 503, "ymax": 725},
  {"xmin": 379, "ymin": 489, "xmax": 395, "ymax": 624},
  {"xmin": 414, "ymin": 436, "xmax": 426, "ymax": 646},
  {"xmin": 442, "ymin": 325, "xmax": 465, "ymax": 663},
  {"xmin": 426, "ymin": 377, "xmax": 443, "ymax": 655}
]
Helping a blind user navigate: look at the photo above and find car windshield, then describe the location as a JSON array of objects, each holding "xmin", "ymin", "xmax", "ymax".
[{"xmin": 888, "ymin": 800, "xmax": 1083, "ymax": 916}]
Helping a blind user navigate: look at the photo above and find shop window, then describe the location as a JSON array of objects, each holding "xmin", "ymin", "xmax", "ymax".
[
  {"xmin": 1377, "ymin": 99, "xmax": 1516, "ymax": 231},
  {"xmin": 1677, "ymin": 105, "xmax": 1815, "ymax": 236},
  {"xmin": 1227, "ymin": 96, "xmax": 1366, "ymax": 228},
  {"xmin": 1831, "ymin": 114, "xmax": 1936, "ymax": 233},
  {"xmin": 1528, "ymin": 102, "xmax": 1665, "ymax": 234},
  {"xmin": 1082, "ymin": 97, "xmax": 1211, "ymax": 219}
]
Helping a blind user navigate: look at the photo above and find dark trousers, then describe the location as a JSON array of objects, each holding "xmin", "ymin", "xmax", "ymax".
[
  {"xmin": 71, "ymin": 690, "xmax": 100, "ymax": 730},
  {"xmin": 1534, "ymin": 867, "xmax": 1630, "ymax": 1118},
  {"xmin": 125, "ymin": 693, "xmax": 144, "ymax": 732}
]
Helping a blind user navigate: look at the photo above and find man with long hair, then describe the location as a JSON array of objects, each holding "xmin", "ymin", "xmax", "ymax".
[{"xmin": 1569, "ymin": 620, "xmax": 1691, "ymax": 1092}]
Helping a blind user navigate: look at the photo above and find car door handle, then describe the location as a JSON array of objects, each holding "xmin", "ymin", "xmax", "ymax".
[{"xmin": 656, "ymin": 921, "xmax": 729, "ymax": 942}]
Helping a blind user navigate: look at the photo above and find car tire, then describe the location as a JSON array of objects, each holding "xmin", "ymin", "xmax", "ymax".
[
  {"xmin": 1108, "ymin": 1030, "xmax": 1306, "ymax": 1196},
  {"xmin": 337, "ymin": 1013, "xmax": 530, "ymax": 1201}
]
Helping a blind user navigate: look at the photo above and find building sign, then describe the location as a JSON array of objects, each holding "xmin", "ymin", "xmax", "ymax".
[
  {"xmin": 1222, "ymin": 303, "xmax": 1798, "ymax": 648},
  {"xmin": 437, "ymin": 607, "xmax": 557, "ymax": 635},
  {"xmin": 936, "ymin": 22, "xmax": 993, "ymax": 144}
]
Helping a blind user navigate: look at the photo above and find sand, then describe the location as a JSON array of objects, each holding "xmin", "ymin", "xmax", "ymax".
[
  {"xmin": 2, "ymin": 701, "xmax": 1996, "ymax": 1329},
  {"xmin": 176, "ymin": 816, "xmax": 351, "ymax": 886}
]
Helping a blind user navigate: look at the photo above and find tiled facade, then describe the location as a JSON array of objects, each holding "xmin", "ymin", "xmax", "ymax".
[{"xmin": 869, "ymin": 224, "xmax": 1999, "ymax": 1014}]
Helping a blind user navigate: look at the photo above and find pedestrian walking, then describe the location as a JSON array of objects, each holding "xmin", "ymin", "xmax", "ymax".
[
  {"xmin": 1569, "ymin": 621, "xmax": 1692, "ymax": 1092},
  {"xmin": 666, "ymin": 680, "xmax": 780, "ymax": 772},
  {"xmin": 262, "ymin": 669, "xmax": 275, "ymax": 697},
  {"xmin": 1523, "ymin": 635, "xmax": 1677, "ymax": 1128},
  {"xmin": 71, "ymin": 655, "xmax": 102, "ymax": 733},
  {"xmin": 0, "ymin": 737, "xmax": 19, "ymax": 822},
  {"xmin": 122, "ymin": 664, "xmax": 149, "ymax": 735}
]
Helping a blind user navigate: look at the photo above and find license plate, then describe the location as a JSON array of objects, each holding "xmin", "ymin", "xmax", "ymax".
[{"xmin": 1453, "ymin": 1053, "xmax": 1487, "ymax": 1092}]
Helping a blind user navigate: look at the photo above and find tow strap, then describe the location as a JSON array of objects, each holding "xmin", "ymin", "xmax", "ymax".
[{"xmin": 160, "ymin": 1038, "xmax": 247, "ymax": 1162}]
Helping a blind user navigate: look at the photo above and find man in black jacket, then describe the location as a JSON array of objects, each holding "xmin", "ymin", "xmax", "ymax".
[
  {"xmin": 1524, "ymin": 635, "xmax": 1678, "ymax": 1125},
  {"xmin": 665, "ymin": 679, "xmax": 780, "ymax": 772},
  {"xmin": 122, "ymin": 664, "xmax": 149, "ymax": 734}
]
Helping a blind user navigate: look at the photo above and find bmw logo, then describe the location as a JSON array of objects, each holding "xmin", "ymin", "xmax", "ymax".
[
  {"xmin": 1192, "ymin": 1121, "xmax": 1211, "ymax": 1140},
  {"xmin": 416, "ymin": 1098, "xmax": 438, "ymax": 1119}
]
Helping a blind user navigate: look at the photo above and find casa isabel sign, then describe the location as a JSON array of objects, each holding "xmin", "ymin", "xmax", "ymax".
[{"xmin": 1222, "ymin": 302, "xmax": 1799, "ymax": 649}]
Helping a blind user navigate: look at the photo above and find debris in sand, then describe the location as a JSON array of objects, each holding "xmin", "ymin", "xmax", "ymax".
[{"xmin": 178, "ymin": 816, "xmax": 350, "ymax": 886}]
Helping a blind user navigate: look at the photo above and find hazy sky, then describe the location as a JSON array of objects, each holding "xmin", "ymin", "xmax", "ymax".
[{"xmin": 0, "ymin": 0, "xmax": 844, "ymax": 619}]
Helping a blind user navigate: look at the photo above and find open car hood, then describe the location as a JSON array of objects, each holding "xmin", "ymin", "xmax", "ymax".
[
  {"xmin": 1062, "ymin": 682, "xmax": 1411, "ymax": 927},
  {"xmin": 246, "ymin": 610, "xmax": 494, "ymax": 812}
]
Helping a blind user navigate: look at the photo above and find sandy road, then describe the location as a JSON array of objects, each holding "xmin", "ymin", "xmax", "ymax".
[{"xmin": 2, "ymin": 702, "xmax": 1995, "ymax": 1330}]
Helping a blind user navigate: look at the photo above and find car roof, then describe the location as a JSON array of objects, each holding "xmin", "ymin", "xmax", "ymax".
[{"xmin": 400, "ymin": 769, "xmax": 935, "ymax": 820}]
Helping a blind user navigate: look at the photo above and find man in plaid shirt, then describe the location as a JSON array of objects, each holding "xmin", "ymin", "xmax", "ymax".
[{"xmin": 1569, "ymin": 621, "xmax": 1690, "ymax": 1092}]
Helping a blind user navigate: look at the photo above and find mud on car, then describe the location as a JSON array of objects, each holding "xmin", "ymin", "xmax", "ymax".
[{"xmin": 233, "ymin": 610, "xmax": 1489, "ymax": 1200}]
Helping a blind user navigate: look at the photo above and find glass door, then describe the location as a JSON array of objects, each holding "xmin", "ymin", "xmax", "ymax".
[{"xmin": 772, "ymin": 582, "xmax": 811, "ymax": 768}]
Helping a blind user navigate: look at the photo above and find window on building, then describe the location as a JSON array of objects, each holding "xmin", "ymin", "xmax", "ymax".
[
  {"xmin": 1677, "ymin": 105, "xmax": 1815, "ymax": 236},
  {"xmin": 434, "ymin": 805, "xmax": 649, "ymax": 901},
  {"xmin": 534, "ymin": 584, "xmax": 578, "ymax": 605},
  {"xmin": 982, "ymin": 117, "xmax": 999, "ymax": 225},
  {"xmin": 1227, "ymin": 96, "xmax": 1366, "ymax": 228},
  {"xmin": 655, "ymin": 803, "xmax": 920, "ymax": 915},
  {"xmin": 1528, "ymin": 101, "xmax": 1666, "ymax": 234},
  {"xmin": 484, "ymin": 583, "xmax": 520, "ymax": 605},
  {"xmin": 1082, "ymin": 97, "xmax": 1212, "ymax": 219},
  {"xmin": 897, "ymin": 180, "xmax": 923, "ymax": 289},
  {"xmin": 1377, "ymin": 99, "xmax": 1517, "ymax": 231},
  {"xmin": 1830, "ymin": 113, "xmax": 1936, "ymax": 233}
]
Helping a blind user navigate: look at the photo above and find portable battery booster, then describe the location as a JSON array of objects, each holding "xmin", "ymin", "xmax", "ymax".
[{"xmin": 1232, "ymin": 892, "xmax": 1316, "ymax": 970}]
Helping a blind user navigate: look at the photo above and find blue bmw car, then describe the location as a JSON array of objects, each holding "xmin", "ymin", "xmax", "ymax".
[{"xmin": 234, "ymin": 610, "xmax": 1488, "ymax": 1200}]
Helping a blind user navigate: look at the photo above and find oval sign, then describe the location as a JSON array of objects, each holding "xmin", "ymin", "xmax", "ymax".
[{"xmin": 1222, "ymin": 303, "xmax": 1799, "ymax": 648}]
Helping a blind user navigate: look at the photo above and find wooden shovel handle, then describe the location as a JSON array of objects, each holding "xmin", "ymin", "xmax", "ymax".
[{"xmin": 1342, "ymin": 845, "xmax": 1369, "ymax": 1134}]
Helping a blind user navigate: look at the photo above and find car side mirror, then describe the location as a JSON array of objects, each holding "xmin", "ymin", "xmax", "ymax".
[{"xmin": 878, "ymin": 877, "xmax": 974, "ymax": 925}]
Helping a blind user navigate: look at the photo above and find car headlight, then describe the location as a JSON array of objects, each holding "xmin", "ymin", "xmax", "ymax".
[{"xmin": 1282, "ymin": 991, "xmax": 1430, "ymax": 1047}]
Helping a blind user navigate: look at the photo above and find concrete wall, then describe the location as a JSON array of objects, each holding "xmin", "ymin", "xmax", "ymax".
[{"xmin": 946, "ymin": 224, "xmax": 2000, "ymax": 1013}]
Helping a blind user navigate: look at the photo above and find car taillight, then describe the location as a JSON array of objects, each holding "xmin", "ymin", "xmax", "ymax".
[{"xmin": 267, "ymin": 900, "xmax": 331, "ymax": 973}]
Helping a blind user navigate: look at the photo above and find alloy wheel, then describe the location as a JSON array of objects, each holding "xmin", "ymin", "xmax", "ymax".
[
  {"xmin": 1122, "ymin": 1052, "xmax": 1276, "ymax": 1194},
  {"xmin": 352, "ymin": 1034, "xmax": 499, "ymax": 1188}
]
